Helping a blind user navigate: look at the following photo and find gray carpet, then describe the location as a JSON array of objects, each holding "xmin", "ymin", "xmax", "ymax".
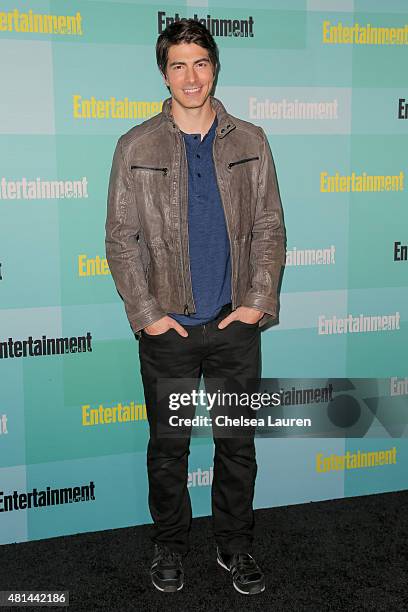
[{"xmin": 2, "ymin": 490, "xmax": 408, "ymax": 612}]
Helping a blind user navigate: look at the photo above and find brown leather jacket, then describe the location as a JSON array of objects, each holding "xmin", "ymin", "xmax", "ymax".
[{"xmin": 105, "ymin": 95, "xmax": 286, "ymax": 338}]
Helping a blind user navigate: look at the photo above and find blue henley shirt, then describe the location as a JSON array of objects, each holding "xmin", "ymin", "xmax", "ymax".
[{"xmin": 169, "ymin": 115, "xmax": 232, "ymax": 326}]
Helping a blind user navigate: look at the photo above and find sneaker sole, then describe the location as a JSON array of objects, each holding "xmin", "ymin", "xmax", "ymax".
[
  {"xmin": 151, "ymin": 577, "xmax": 184, "ymax": 593},
  {"xmin": 217, "ymin": 556, "xmax": 265, "ymax": 595}
]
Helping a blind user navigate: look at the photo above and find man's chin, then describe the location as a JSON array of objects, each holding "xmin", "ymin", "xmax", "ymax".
[{"xmin": 183, "ymin": 101, "xmax": 206, "ymax": 109}]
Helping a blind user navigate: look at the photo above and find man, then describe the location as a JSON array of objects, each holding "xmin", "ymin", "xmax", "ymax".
[{"xmin": 105, "ymin": 18, "xmax": 285, "ymax": 596}]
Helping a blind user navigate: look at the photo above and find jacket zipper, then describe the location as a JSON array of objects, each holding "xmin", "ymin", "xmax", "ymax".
[
  {"xmin": 213, "ymin": 137, "xmax": 236, "ymax": 310},
  {"xmin": 131, "ymin": 165, "xmax": 168, "ymax": 176},
  {"xmin": 178, "ymin": 135, "xmax": 196, "ymax": 316},
  {"xmin": 228, "ymin": 156, "xmax": 259, "ymax": 169}
]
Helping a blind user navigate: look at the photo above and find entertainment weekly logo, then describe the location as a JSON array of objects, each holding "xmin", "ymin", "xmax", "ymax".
[
  {"xmin": 157, "ymin": 11, "xmax": 254, "ymax": 37},
  {"xmin": 394, "ymin": 241, "xmax": 407, "ymax": 261},
  {"xmin": 398, "ymin": 97, "xmax": 408, "ymax": 119}
]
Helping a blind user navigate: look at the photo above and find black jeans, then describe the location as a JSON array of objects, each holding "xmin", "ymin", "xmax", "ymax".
[{"xmin": 138, "ymin": 303, "xmax": 261, "ymax": 555}]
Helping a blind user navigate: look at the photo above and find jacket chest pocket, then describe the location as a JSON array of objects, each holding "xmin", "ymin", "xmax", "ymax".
[
  {"xmin": 226, "ymin": 156, "xmax": 260, "ymax": 235},
  {"xmin": 130, "ymin": 164, "xmax": 172, "ymax": 239},
  {"xmin": 130, "ymin": 164, "xmax": 170, "ymax": 202},
  {"xmin": 131, "ymin": 165, "xmax": 168, "ymax": 176},
  {"xmin": 227, "ymin": 156, "xmax": 259, "ymax": 170}
]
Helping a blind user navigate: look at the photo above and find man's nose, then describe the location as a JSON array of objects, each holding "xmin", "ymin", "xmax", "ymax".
[{"xmin": 185, "ymin": 66, "xmax": 197, "ymax": 83}]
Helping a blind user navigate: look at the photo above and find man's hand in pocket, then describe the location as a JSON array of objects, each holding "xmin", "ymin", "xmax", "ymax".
[{"xmin": 144, "ymin": 315, "xmax": 189, "ymax": 337}]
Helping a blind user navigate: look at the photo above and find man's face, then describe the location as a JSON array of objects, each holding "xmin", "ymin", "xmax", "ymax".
[{"xmin": 163, "ymin": 42, "xmax": 215, "ymax": 111}]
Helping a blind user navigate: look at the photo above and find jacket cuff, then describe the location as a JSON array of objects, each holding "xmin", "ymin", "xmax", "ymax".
[
  {"xmin": 128, "ymin": 304, "xmax": 167, "ymax": 335},
  {"xmin": 239, "ymin": 292, "xmax": 279, "ymax": 326},
  {"xmin": 258, "ymin": 312, "xmax": 274, "ymax": 328}
]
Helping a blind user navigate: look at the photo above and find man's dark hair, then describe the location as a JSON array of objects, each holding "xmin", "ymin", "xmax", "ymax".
[{"xmin": 156, "ymin": 18, "xmax": 219, "ymax": 76}]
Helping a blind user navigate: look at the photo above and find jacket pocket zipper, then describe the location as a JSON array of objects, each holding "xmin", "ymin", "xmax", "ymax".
[
  {"xmin": 228, "ymin": 156, "xmax": 259, "ymax": 169},
  {"xmin": 131, "ymin": 165, "xmax": 168, "ymax": 176}
]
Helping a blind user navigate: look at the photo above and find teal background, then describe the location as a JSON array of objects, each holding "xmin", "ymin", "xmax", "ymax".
[{"xmin": 0, "ymin": 1, "xmax": 407, "ymax": 545}]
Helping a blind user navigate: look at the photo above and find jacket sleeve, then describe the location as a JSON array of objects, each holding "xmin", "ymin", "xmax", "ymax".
[
  {"xmin": 240, "ymin": 127, "xmax": 286, "ymax": 327},
  {"xmin": 105, "ymin": 136, "xmax": 167, "ymax": 334}
]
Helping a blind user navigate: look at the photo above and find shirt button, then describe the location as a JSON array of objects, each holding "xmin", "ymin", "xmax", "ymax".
[
  {"xmin": 197, "ymin": 173, "xmax": 201, "ymax": 178},
  {"xmin": 197, "ymin": 154, "xmax": 200, "ymax": 158}
]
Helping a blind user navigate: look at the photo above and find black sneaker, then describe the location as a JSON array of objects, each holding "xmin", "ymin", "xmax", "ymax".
[
  {"xmin": 150, "ymin": 544, "xmax": 184, "ymax": 592},
  {"xmin": 217, "ymin": 547, "xmax": 265, "ymax": 595}
]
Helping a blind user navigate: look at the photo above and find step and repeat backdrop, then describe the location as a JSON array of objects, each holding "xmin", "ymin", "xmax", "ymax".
[{"xmin": 1, "ymin": 1, "xmax": 407, "ymax": 545}]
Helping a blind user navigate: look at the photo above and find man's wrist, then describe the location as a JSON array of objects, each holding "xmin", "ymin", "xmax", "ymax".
[{"xmin": 234, "ymin": 306, "xmax": 264, "ymax": 323}]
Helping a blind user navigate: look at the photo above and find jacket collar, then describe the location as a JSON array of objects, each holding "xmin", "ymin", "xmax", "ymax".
[{"xmin": 161, "ymin": 95, "xmax": 235, "ymax": 139}]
